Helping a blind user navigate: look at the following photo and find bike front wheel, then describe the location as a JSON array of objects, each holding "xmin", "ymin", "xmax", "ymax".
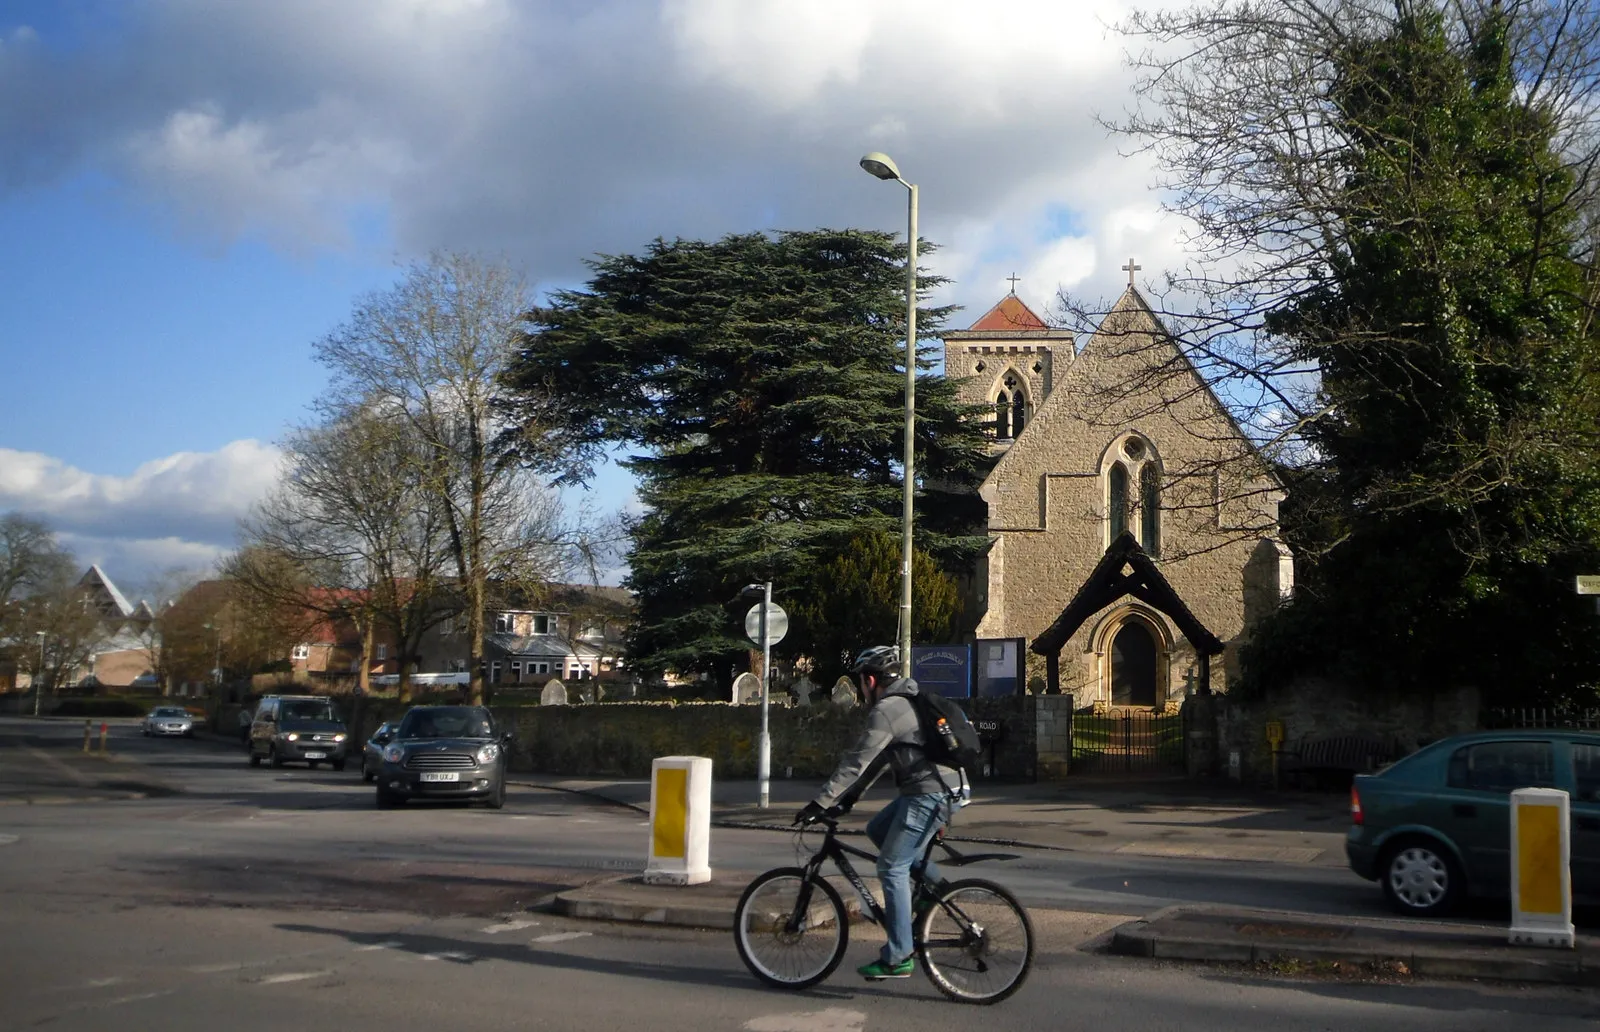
[
  {"xmin": 917, "ymin": 878, "xmax": 1034, "ymax": 1004},
  {"xmin": 733, "ymin": 867, "xmax": 849, "ymax": 990}
]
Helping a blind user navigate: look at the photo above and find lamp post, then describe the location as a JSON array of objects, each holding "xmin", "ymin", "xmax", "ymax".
[
  {"xmin": 204, "ymin": 622, "xmax": 222, "ymax": 698},
  {"xmin": 34, "ymin": 631, "xmax": 45, "ymax": 717},
  {"xmin": 859, "ymin": 151, "xmax": 918, "ymax": 679}
]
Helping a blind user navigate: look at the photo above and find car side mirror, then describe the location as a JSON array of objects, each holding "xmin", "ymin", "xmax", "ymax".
[
  {"xmin": 374, "ymin": 732, "xmax": 391, "ymax": 745},
  {"xmin": 500, "ymin": 732, "xmax": 515, "ymax": 748}
]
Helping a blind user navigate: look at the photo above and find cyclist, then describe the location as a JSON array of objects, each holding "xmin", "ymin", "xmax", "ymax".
[{"xmin": 795, "ymin": 644, "xmax": 959, "ymax": 981}]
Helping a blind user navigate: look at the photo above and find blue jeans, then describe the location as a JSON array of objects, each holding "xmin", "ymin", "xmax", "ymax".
[{"xmin": 866, "ymin": 793, "xmax": 949, "ymax": 965}]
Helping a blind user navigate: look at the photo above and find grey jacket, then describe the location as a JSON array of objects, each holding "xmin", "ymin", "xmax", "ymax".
[{"xmin": 814, "ymin": 677, "xmax": 954, "ymax": 808}]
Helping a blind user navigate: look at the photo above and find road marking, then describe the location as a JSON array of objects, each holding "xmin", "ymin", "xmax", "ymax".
[
  {"xmin": 482, "ymin": 919, "xmax": 540, "ymax": 934},
  {"xmin": 530, "ymin": 932, "xmax": 591, "ymax": 945},
  {"xmin": 85, "ymin": 977, "xmax": 126, "ymax": 988},
  {"xmin": 355, "ymin": 941, "xmax": 406, "ymax": 952},
  {"xmin": 258, "ymin": 971, "xmax": 331, "ymax": 984},
  {"xmin": 421, "ymin": 951, "xmax": 476, "ymax": 962},
  {"xmin": 0, "ymin": 833, "xmax": 18, "ymax": 845},
  {"xmin": 106, "ymin": 990, "xmax": 176, "ymax": 1007},
  {"xmin": 744, "ymin": 1008, "xmax": 867, "ymax": 1032}
]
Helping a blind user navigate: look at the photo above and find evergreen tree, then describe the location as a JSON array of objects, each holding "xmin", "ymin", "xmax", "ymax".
[{"xmin": 502, "ymin": 229, "xmax": 993, "ymax": 681}]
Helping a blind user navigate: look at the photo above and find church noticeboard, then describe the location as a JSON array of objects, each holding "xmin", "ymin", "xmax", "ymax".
[
  {"xmin": 911, "ymin": 644, "xmax": 971, "ymax": 699},
  {"xmin": 973, "ymin": 637, "xmax": 1025, "ymax": 698}
]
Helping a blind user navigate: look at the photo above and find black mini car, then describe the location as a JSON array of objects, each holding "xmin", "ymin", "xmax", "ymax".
[{"xmin": 374, "ymin": 706, "xmax": 511, "ymax": 809}]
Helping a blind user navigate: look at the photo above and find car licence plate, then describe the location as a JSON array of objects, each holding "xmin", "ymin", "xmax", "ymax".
[
  {"xmin": 421, "ymin": 772, "xmax": 459, "ymax": 783},
  {"xmin": 304, "ymin": 751, "xmax": 327, "ymax": 759}
]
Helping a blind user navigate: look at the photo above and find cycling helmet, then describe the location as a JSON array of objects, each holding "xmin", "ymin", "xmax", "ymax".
[{"xmin": 847, "ymin": 645, "xmax": 900, "ymax": 677}]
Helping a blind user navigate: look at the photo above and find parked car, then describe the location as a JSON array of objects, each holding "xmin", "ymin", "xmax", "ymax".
[
  {"xmin": 361, "ymin": 722, "xmax": 400, "ymax": 783},
  {"xmin": 374, "ymin": 706, "xmax": 510, "ymax": 809},
  {"xmin": 248, "ymin": 695, "xmax": 349, "ymax": 771},
  {"xmin": 141, "ymin": 706, "xmax": 194, "ymax": 737},
  {"xmin": 1347, "ymin": 729, "xmax": 1600, "ymax": 916}
]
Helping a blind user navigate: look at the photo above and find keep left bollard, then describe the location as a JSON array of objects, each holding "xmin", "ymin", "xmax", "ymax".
[
  {"xmin": 643, "ymin": 756, "xmax": 712, "ymax": 885},
  {"xmin": 82, "ymin": 720, "xmax": 92, "ymax": 753},
  {"xmin": 1509, "ymin": 786, "xmax": 1574, "ymax": 948},
  {"xmin": 98, "ymin": 722, "xmax": 109, "ymax": 756}
]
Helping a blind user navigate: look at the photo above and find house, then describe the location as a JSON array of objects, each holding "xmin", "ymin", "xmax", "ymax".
[
  {"xmin": 944, "ymin": 278, "xmax": 1293, "ymax": 707},
  {"xmin": 412, "ymin": 583, "xmax": 632, "ymax": 688}
]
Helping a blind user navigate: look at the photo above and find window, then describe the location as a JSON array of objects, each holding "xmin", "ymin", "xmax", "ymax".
[
  {"xmin": 291, "ymin": 643, "xmax": 310, "ymax": 661},
  {"xmin": 532, "ymin": 661, "xmax": 550, "ymax": 675},
  {"xmin": 1574, "ymin": 743, "xmax": 1600, "ymax": 803},
  {"xmin": 375, "ymin": 644, "xmax": 388, "ymax": 661},
  {"xmin": 490, "ymin": 662, "xmax": 502, "ymax": 685},
  {"xmin": 532, "ymin": 614, "xmax": 551, "ymax": 635},
  {"xmin": 1140, "ymin": 463, "xmax": 1162, "ymax": 557},
  {"xmin": 509, "ymin": 661, "xmax": 521, "ymax": 672},
  {"xmin": 1447, "ymin": 741, "xmax": 1556, "ymax": 793},
  {"xmin": 994, "ymin": 392, "xmax": 1011, "ymax": 439},
  {"xmin": 1108, "ymin": 462, "xmax": 1130, "ymax": 540},
  {"xmin": 494, "ymin": 613, "xmax": 513, "ymax": 633},
  {"xmin": 1012, "ymin": 392, "xmax": 1026, "ymax": 436}
]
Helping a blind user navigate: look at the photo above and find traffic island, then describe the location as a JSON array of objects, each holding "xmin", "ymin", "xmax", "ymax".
[
  {"xmin": 551, "ymin": 874, "xmax": 862, "ymax": 931},
  {"xmin": 1110, "ymin": 905, "xmax": 1600, "ymax": 985}
]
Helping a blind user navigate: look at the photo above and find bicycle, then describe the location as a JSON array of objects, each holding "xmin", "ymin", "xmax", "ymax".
[{"xmin": 732, "ymin": 812, "xmax": 1035, "ymax": 1004}]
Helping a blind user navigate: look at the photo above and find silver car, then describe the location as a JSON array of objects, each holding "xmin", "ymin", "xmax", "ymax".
[{"xmin": 141, "ymin": 706, "xmax": 194, "ymax": 737}]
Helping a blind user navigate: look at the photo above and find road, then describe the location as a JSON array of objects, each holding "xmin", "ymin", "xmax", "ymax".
[{"xmin": 1, "ymin": 717, "xmax": 1596, "ymax": 1031}]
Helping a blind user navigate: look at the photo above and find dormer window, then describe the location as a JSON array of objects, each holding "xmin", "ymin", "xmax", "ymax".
[{"xmin": 494, "ymin": 612, "xmax": 513, "ymax": 633}]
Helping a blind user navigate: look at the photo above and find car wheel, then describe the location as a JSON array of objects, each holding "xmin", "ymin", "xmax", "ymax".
[
  {"xmin": 332, "ymin": 759, "xmax": 346, "ymax": 772},
  {"xmin": 484, "ymin": 775, "xmax": 506, "ymax": 810},
  {"xmin": 308, "ymin": 761, "xmax": 320, "ymax": 770},
  {"xmin": 376, "ymin": 785, "xmax": 403, "ymax": 809},
  {"xmin": 249, "ymin": 751, "xmax": 261, "ymax": 768},
  {"xmin": 1381, "ymin": 838, "xmax": 1462, "ymax": 917},
  {"xmin": 269, "ymin": 746, "xmax": 285, "ymax": 769},
  {"xmin": 362, "ymin": 764, "xmax": 375, "ymax": 784}
]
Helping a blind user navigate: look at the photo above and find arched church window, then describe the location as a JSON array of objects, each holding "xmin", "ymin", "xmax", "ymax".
[
  {"xmin": 994, "ymin": 392, "xmax": 1011, "ymax": 439},
  {"xmin": 1140, "ymin": 463, "xmax": 1161, "ymax": 557},
  {"xmin": 1012, "ymin": 392, "xmax": 1026, "ymax": 436},
  {"xmin": 1109, "ymin": 462, "xmax": 1129, "ymax": 540}
]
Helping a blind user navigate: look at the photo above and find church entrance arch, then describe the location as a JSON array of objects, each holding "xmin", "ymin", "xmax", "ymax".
[{"xmin": 1110, "ymin": 619, "xmax": 1158, "ymax": 707}]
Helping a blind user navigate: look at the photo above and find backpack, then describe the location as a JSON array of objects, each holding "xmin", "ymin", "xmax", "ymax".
[{"xmin": 908, "ymin": 690, "xmax": 984, "ymax": 776}]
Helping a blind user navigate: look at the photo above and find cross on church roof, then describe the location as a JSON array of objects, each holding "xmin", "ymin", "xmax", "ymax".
[
  {"xmin": 1122, "ymin": 258, "xmax": 1141, "ymax": 287},
  {"xmin": 1006, "ymin": 272, "xmax": 1020, "ymax": 294}
]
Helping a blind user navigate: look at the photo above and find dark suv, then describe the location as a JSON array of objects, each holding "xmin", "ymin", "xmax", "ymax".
[
  {"xmin": 374, "ymin": 706, "xmax": 510, "ymax": 809},
  {"xmin": 248, "ymin": 695, "xmax": 349, "ymax": 771}
]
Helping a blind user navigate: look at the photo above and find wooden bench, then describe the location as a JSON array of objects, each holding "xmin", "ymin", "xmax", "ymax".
[{"xmin": 1279, "ymin": 734, "xmax": 1395, "ymax": 790}]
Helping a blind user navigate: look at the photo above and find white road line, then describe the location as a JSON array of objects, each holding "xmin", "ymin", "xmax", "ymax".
[
  {"xmin": 530, "ymin": 932, "xmax": 592, "ymax": 945},
  {"xmin": 354, "ymin": 941, "xmax": 406, "ymax": 952},
  {"xmin": 481, "ymin": 919, "xmax": 540, "ymax": 934},
  {"xmin": 0, "ymin": 833, "xmax": 19, "ymax": 845},
  {"xmin": 258, "ymin": 971, "xmax": 331, "ymax": 984},
  {"xmin": 420, "ymin": 951, "xmax": 476, "ymax": 962},
  {"xmin": 743, "ymin": 1008, "xmax": 867, "ymax": 1032},
  {"xmin": 84, "ymin": 977, "xmax": 125, "ymax": 988},
  {"xmin": 105, "ymin": 990, "xmax": 177, "ymax": 1008}
]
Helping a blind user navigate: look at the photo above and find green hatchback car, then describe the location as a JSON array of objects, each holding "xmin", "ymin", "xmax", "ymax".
[{"xmin": 1347, "ymin": 730, "xmax": 1600, "ymax": 917}]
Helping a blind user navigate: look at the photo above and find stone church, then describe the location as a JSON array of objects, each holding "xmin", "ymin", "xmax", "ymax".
[{"xmin": 943, "ymin": 275, "xmax": 1294, "ymax": 708}]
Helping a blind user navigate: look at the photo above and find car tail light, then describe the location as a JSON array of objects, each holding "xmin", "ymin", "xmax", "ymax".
[{"xmin": 1350, "ymin": 784, "xmax": 1364, "ymax": 826}]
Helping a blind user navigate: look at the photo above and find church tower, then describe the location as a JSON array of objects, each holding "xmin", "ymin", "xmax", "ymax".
[{"xmin": 942, "ymin": 291, "xmax": 1075, "ymax": 450}]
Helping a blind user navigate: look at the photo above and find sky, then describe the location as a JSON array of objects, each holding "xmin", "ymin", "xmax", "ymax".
[{"xmin": 0, "ymin": 0, "xmax": 1194, "ymax": 598}]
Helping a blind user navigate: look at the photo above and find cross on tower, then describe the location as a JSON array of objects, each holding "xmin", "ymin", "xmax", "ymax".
[
  {"xmin": 1122, "ymin": 258, "xmax": 1141, "ymax": 287},
  {"xmin": 1006, "ymin": 272, "xmax": 1021, "ymax": 294}
]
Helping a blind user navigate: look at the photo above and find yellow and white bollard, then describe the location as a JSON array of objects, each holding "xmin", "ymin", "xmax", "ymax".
[
  {"xmin": 644, "ymin": 756, "xmax": 712, "ymax": 885},
  {"xmin": 1509, "ymin": 787, "xmax": 1574, "ymax": 948}
]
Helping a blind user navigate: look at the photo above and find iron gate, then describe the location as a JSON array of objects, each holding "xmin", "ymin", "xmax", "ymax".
[{"xmin": 1070, "ymin": 708, "xmax": 1187, "ymax": 774}]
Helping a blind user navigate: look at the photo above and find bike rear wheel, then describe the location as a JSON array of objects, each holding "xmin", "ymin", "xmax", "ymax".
[
  {"xmin": 917, "ymin": 878, "xmax": 1034, "ymax": 1004},
  {"xmin": 733, "ymin": 867, "xmax": 849, "ymax": 989}
]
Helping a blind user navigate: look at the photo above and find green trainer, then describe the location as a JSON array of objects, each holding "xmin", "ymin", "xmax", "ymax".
[{"xmin": 857, "ymin": 957, "xmax": 915, "ymax": 980}]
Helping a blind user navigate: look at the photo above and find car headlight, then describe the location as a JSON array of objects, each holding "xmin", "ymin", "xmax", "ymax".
[
  {"xmin": 476, "ymin": 744, "xmax": 499, "ymax": 765},
  {"xmin": 384, "ymin": 745, "xmax": 404, "ymax": 764},
  {"xmin": 285, "ymin": 732, "xmax": 299, "ymax": 742},
  {"xmin": 333, "ymin": 733, "xmax": 347, "ymax": 742}
]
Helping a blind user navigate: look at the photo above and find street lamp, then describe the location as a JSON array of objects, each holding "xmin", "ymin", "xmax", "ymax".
[
  {"xmin": 859, "ymin": 151, "xmax": 918, "ymax": 679},
  {"xmin": 33, "ymin": 631, "xmax": 45, "ymax": 717},
  {"xmin": 740, "ymin": 582, "xmax": 774, "ymax": 809},
  {"xmin": 203, "ymin": 622, "xmax": 222, "ymax": 697}
]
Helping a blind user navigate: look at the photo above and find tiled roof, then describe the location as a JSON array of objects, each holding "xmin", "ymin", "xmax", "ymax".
[
  {"xmin": 82, "ymin": 564, "xmax": 135, "ymax": 617},
  {"xmin": 484, "ymin": 632, "xmax": 574, "ymax": 658},
  {"xmin": 969, "ymin": 294, "xmax": 1049, "ymax": 332}
]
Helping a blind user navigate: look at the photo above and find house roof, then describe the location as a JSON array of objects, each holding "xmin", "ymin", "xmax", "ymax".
[
  {"xmin": 81, "ymin": 565, "xmax": 135, "ymax": 618},
  {"xmin": 1030, "ymin": 532, "xmax": 1224, "ymax": 657},
  {"xmin": 968, "ymin": 294, "xmax": 1049, "ymax": 332},
  {"xmin": 485, "ymin": 632, "xmax": 575, "ymax": 659}
]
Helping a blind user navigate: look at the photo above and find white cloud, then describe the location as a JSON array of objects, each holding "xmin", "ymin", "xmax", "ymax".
[{"xmin": 0, "ymin": 440, "xmax": 281, "ymax": 548}]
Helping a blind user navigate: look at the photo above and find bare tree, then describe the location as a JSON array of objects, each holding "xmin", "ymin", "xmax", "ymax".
[
  {"xmin": 313, "ymin": 251, "xmax": 598, "ymax": 703},
  {"xmin": 1, "ymin": 513, "xmax": 75, "ymax": 637}
]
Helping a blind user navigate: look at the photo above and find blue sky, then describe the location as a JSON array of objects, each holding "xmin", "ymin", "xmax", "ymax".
[{"xmin": 0, "ymin": 0, "xmax": 1183, "ymax": 595}]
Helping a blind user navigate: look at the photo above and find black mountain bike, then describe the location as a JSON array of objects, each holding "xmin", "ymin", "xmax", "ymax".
[{"xmin": 733, "ymin": 814, "xmax": 1035, "ymax": 1004}]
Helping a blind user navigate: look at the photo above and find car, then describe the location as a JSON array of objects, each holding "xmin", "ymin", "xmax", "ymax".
[
  {"xmin": 373, "ymin": 705, "xmax": 510, "ymax": 809},
  {"xmin": 247, "ymin": 695, "xmax": 349, "ymax": 771},
  {"xmin": 1346, "ymin": 729, "xmax": 1600, "ymax": 917},
  {"xmin": 360, "ymin": 721, "xmax": 400, "ymax": 783},
  {"xmin": 141, "ymin": 706, "xmax": 194, "ymax": 737}
]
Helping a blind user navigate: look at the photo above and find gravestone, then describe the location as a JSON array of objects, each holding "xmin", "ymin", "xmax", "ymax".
[
  {"xmin": 830, "ymin": 677, "xmax": 858, "ymax": 709},
  {"xmin": 790, "ymin": 675, "xmax": 817, "ymax": 708},
  {"xmin": 732, "ymin": 671, "xmax": 763, "ymax": 705},
  {"xmin": 576, "ymin": 682, "xmax": 598, "ymax": 704},
  {"xmin": 540, "ymin": 679, "xmax": 567, "ymax": 706}
]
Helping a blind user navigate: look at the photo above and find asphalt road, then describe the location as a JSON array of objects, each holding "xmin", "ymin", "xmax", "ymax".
[{"xmin": 1, "ymin": 717, "xmax": 1596, "ymax": 1030}]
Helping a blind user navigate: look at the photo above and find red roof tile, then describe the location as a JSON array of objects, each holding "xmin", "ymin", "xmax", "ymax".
[{"xmin": 968, "ymin": 294, "xmax": 1049, "ymax": 331}]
